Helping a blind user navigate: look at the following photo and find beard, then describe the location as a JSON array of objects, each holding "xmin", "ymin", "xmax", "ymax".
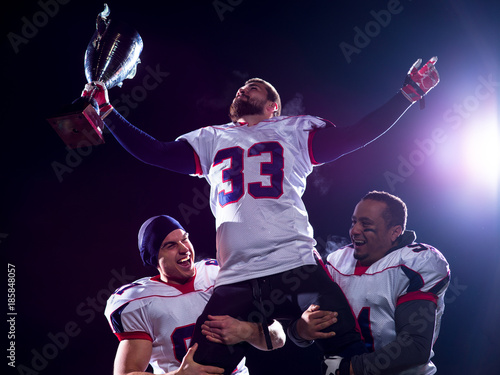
[
  {"xmin": 229, "ymin": 96, "xmax": 267, "ymax": 122},
  {"xmin": 353, "ymin": 251, "xmax": 369, "ymax": 262}
]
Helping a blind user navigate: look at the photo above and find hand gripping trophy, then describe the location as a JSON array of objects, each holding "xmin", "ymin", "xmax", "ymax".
[{"xmin": 47, "ymin": 4, "xmax": 143, "ymax": 149}]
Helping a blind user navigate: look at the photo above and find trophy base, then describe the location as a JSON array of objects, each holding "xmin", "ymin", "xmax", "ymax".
[{"xmin": 47, "ymin": 98, "xmax": 106, "ymax": 149}]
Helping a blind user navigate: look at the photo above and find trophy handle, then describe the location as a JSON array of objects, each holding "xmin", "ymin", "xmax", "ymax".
[{"xmin": 92, "ymin": 4, "xmax": 111, "ymax": 52}]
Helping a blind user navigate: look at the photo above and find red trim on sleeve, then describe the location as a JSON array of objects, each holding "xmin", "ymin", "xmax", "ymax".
[
  {"xmin": 115, "ymin": 331, "xmax": 153, "ymax": 342},
  {"xmin": 192, "ymin": 150, "xmax": 203, "ymax": 175},
  {"xmin": 308, "ymin": 129, "xmax": 321, "ymax": 165},
  {"xmin": 397, "ymin": 290, "xmax": 438, "ymax": 306}
]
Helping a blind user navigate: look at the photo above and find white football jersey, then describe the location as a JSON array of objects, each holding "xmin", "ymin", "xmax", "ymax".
[
  {"xmin": 326, "ymin": 240, "xmax": 450, "ymax": 375},
  {"xmin": 178, "ymin": 116, "xmax": 327, "ymax": 286},
  {"xmin": 104, "ymin": 260, "xmax": 248, "ymax": 374}
]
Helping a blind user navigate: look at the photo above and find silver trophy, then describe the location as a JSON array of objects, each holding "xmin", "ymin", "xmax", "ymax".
[{"xmin": 47, "ymin": 4, "xmax": 143, "ymax": 149}]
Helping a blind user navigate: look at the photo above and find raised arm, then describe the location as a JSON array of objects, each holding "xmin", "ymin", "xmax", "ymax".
[
  {"xmin": 81, "ymin": 82, "xmax": 197, "ymax": 175},
  {"xmin": 105, "ymin": 110, "xmax": 197, "ymax": 174},
  {"xmin": 201, "ymin": 315, "xmax": 286, "ymax": 351},
  {"xmin": 311, "ymin": 57, "xmax": 440, "ymax": 164},
  {"xmin": 311, "ymin": 92, "xmax": 411, "ymax": 163}
]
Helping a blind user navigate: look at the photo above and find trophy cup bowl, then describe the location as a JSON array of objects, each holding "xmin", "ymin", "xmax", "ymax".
[{"xmin": 47, "ymin": 4, "xmax": 143, "ymax": 149}]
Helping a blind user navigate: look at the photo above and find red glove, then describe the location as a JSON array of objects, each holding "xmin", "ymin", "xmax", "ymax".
[
  {"xmin": 81, "ymin": 81, "xmax": 114, "ymax": 118},
  {"xmin": 401, "ymin": 56, "xmax": 440, "ymax": 105}
]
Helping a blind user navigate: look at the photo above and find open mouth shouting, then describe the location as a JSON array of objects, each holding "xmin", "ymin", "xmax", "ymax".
[
  {"xmin": 177, "ymin": 255, "xmax": 192, "ymax": 269},
  {"xmin": 352, "ymin": 238, "xmax": 366, "ymax": 248},
  {"xmin": 177, "ymin": 254, "xmax": 193, "ymax": 270}
]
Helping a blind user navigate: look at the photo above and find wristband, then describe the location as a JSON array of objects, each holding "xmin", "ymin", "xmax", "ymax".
[
  {"xmin": 99, "ymin": 103, "xmax": 114, "ymax": 119},
  {"xmin": 287, "ymin": 320, "xmax": 314, "ymax": 348}
]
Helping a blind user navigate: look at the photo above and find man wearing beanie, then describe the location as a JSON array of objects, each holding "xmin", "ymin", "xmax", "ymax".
[{"xmin": 105, "ymin": 215, "xmax": 285, "ymax": 375}]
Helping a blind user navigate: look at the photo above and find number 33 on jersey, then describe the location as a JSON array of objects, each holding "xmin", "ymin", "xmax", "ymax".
[
  {"xmin": 179, "ymin": 115, "xmax": 327, "ymax": 208},
  {"xmin": 178, "ymin": 115, "xmax": 328, "ymax": 286}
]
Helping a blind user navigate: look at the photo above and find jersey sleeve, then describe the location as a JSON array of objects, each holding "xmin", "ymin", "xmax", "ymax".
[
  {"xmin": 273, "ymin": 115, "xmax": 329, "ymax": 168},
  {"xmin": 106, "ymin": 297, "xmax": 155, "ymax": 342},
  {"xmin": 351, "ymin": 299, "xmax": 437, "ymax": 374},
  {"xmin": 397, "ymin": 243, "xmax": 450, "ymax": 306},
  {"xmin": 176, "ymin": 126, "xmax": 218, "ymax": 176}
]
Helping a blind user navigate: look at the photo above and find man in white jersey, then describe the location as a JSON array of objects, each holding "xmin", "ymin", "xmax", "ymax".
[
  {"xmin": 105, "ymin": 215, "xmax": 285, "ymax": 375},
  {"xmin": 293, "ymin": 191, "xmax": 450, "ymax": 375},
  {"xmin": 85, "ymin": 57, "xmax": 440, "ymax": 374}
]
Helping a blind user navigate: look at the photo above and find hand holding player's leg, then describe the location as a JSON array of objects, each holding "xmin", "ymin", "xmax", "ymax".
[
  {"xmin": 202, "ymin": 315, "xmax": 285, "ymax": 351},
  {"xmin": 296, "ymin": 304, "xmax": 338, "ymax": 341},
  {"xmin": 201, "ymin": 315, "xmax": 251, "ymax": 345}
]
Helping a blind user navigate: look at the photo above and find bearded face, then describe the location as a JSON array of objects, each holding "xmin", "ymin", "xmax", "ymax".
[{"xmin": 229, "ymin": 95, "xmax": 268, "ymax": 122}]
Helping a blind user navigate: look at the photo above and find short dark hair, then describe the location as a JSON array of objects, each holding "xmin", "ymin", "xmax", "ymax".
[
  {"xmin": 245, "ymin": 78, "xmax": 281, "ymax": 117},
  {"xmin": 361, "ymin": 191, "xmax": 407, "ymax": 231}
]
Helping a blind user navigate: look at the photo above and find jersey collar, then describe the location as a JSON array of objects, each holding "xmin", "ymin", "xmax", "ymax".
[{"xmin": 150, "ymin": 268, "xmax": 197, "ymax": 294}]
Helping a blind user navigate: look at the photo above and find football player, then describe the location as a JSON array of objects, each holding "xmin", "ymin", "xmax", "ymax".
[
  {"xmin": 105, "ymin": 215, "xmax": 285, "ymax": 375},
  {"xmin": 293, "ymin": 191, "xmax": 450, "ymax": 375},
  {"xmin": 89, "ymin": 58, "xmax": 439, "ymax": 374}
]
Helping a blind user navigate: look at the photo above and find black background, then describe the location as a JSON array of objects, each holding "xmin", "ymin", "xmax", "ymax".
[{"xmin": 3, "ymin": 0, "xmax": 500, "ymax": 374}]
